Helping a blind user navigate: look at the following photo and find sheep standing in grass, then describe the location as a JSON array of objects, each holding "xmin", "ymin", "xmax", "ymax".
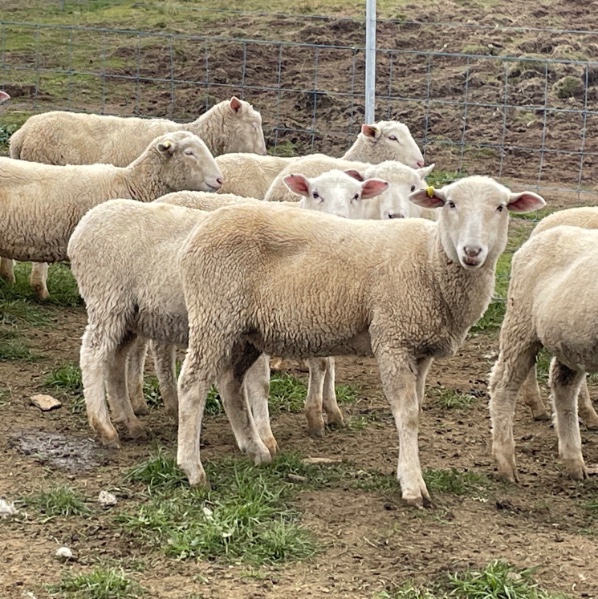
[
  {"xmin": 9, "ymin": 96, "xmax": 266, "ymax": 166},
  {"xmin": 0, "ymin": 131, "xmax": 222, "ymax": 299},
  {"xmin": 490, "ymin": 225, "xmax": 598, "ymax": 483},
  {"xmin": 174, "ymin": 176, "xmax": 545, "ymax": 503},
  {"xmin": 69, "ymin": 172, "xmax": 388, "ymax": 447},
  {"xmin": 516, "ymin": 207, "xmax": 598, "ymax": 429},
  {"xmin": 216, "ymin": 121, "xmax": 424, "ymax": 199}
]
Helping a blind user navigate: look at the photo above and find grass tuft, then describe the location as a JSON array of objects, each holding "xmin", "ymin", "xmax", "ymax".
[
  {"xmin": 48, "ymin": 567, "xmax": 145, "ymax": 599},
  {"xmin": 424, "ymin": 468, "xmax": 491, "ymax": 496},
  {"xmin": 0, "ymin": 329, "xmax": 39, "ymax": 361},
  {"xmin": 430, "ymin": 386, "xmax": 477, "ymax": 410},
  {"xmin": 27, "ymin": 485, "xmax": 91, "ymax": 517}
]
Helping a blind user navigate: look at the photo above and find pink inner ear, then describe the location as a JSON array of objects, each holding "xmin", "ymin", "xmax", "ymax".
[
  {"xmin": 0, "ymin": 91, "xmax": 9, "ymax": 102},
  {"xmin": 283, "ymin": 174, "xmax": 310, "ymax": 197},
  {"xmin": 344, "ymin": 169, "xmax": 365, "ymax": 182},
  {"xmin": 361, "ymin": 178, "xmax": 389, "ymax": 199},
  {"xmin": 230, "ymin": 96, "xmax": 242, "ymax": 113},
  {"xmin": 507, "ymin": 192, "xmax": 546, "ymax": 213},
  {"xmin": 361, "ymin": 124, "xmax": 377, "ymax": 139},
  {"xmin": 409, "ymin": 189, "xmax": 445, "ymax": 209}
]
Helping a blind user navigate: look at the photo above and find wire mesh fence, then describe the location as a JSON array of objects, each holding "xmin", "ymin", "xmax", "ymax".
[{"xmin": 1, "ymin": 12, "xmax": 597, "ymax": 199}]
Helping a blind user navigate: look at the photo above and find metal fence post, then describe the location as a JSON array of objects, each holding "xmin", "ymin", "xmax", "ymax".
[{"xmin": 365, "ymin": 0, "xmax": 376, "ymax": 123}]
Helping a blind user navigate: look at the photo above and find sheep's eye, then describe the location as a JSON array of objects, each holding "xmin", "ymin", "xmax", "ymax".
[
  {"xmin": 448, "ymin": 201, "xmax": 456, "ymax": 209},
  {"xmin": 184, "ymin": 150, "xmax": 195, "ymax": 157},
  {"xmin": 410, "ymin": 185, "xmax": 416, "ymax": 192},
  {"xmin": 353, "ymin": 193, "xmax": 359, "ymax": 201},
  {"xmin": 497, "ymin": 205, "xmax": 505, "ymax": 212},
  {"xmin": 312, "ymin": 191, "xmax": 319, "ymax": 199},
  {"xmin": 388, "ymin": 135, "xmax": 398, "ymax": 141}
]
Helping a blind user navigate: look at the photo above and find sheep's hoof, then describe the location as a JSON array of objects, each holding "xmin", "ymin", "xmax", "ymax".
[
  {"xmin": 583, "ymin": 418, "xmax": 598, "ymax": 431},
  {"xmin": 402, "ymin": 493, "xmax": 432, "ymax": 509},
  {"xmin": 307, "ymin": 425, "xmax": 326, "ymax": 438},
  {"xmin": 126, "ymin": 423, "xmax": 147, "ymax": 441},
  {"xmin": 496, "ymin": 469, "xmax": 519, "ymax": 484},
  {"xmin": 250, "ymin": 446, "xmax": 273, "ymax": 466},
  {"xmin": 99, "ymin": 435, "xmax": 121, "ymax": 449},
  {"xmin": 563, "ymin": 459, "xmax": 588, "ymax": 481},
  {"xmin": 132, "ymin": 404, "xmax": 149, "ymax": 417},
  {"xmin": 186, "ymin": 469, "xmax": 210, "ymax": 488},
  {"xmin": 32, "ymin": 286, "xmax": 50, "ymax": 301},
  {"xmin": 263, "ymin": 436, "xmax": 279, "ymax": 457},
  {"xmin": 532, "ymin": 411, "xmax": 551, "ymax": 422},
  {"xmin": 325, "ymin": 409, "xmax": 345, "ymax": 429}
]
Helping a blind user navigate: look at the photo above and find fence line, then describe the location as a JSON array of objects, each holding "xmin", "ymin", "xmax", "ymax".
[{"xmin": 1, "ymin": 18, "xmax": 598, "ymax": 197}]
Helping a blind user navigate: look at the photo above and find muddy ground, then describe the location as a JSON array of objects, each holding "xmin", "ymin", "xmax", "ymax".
[{"xmin": 2, "ymin": 1, "xmax": 598, "ymax": 598}]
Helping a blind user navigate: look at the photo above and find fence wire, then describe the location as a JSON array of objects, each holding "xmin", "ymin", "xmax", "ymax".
[{"xmin": 1, "ymin": 17, "xmax": 598, "ymax": 200}]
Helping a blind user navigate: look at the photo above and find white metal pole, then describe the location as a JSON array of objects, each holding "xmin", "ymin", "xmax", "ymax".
[{"xmin": 365, "ymin": 0, "xmax": 376, "ymax": 123}]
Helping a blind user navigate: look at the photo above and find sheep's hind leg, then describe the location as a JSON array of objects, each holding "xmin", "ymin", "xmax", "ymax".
[
  {"xmin": 126, "ymin": 336, "xmax": 150, "ymax": 416},
  {"xmin": 322, "ymin": 358, "xmax": 344, "ymax": 428},
  {"xmin": 151, "ymin": 341, "xmax": 179, "ymax": 419},
  {"xmin": 243, "ymin": 353, "xmax": 278, "ymax": 456},
  {"xmin": 218, "ymin": 342, "xmax": 272, "ymax": 465},
  {"xmin": 30, "ymin": 262, "xmax": 49, "ymax": 300},
  {"xmin": 519, "ymin": 363, "xmax": 551, "ymax": 421},
  {"xmin": 0, "ymin": 258, "xmax": 15, "ymax": 284},
  {"xmin": 304, "ymin": 358, "xmax": 327, "ymax": 437},
  {"xmin": 577, "ymin": 378, "xmax": 598, "ymax": 430},
  {"xmin": 550, "ymin": 359, "xmax": 588, "ymax": 480}
]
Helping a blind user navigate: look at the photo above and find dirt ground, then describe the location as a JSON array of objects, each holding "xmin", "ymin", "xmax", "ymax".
[{"xmin": 3, "ymin": 2, "xmax": 598, "ymax": 598}]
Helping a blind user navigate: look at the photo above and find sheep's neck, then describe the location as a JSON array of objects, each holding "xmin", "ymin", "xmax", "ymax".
[
  {"xmin": 188, "ymin": 104, "xmax": 225, "ymax": 156},
  {"xmin": 342, "ymin": 137, "xmax": 368, "ymax": 162},
  {"xmin": 430, "ymin": 229, "xmax": 496, "ymax": 335},
  {"xmin": 124, "ymin": 152, "xmax": 169, "ymax": 202}
]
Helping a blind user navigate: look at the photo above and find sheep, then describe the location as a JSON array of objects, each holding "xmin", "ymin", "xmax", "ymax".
[
  {"xmin": 68, "ymin": 197, "xmax": 279, "ymax": 457},
  {"xmin": 515, "ymin": 207, "xmax": 598, "ymax": 429},
  {"xmin": 215, "ymin": 121, "xmax": 424, "ymax": 200},
  {"xmin": 9, "ymin": 96, "xmax": 266, "ymax": 166},
  {"xmin": 489, "ymin": 225, "xmax": 598, "ymax": 483},
  {"xmin": 174, "ymin": 176, "xmax": 546, "ymax": 503},
  {"xmin": 0, "ymin": 131, "xmax": 222, "ymax": 299}
]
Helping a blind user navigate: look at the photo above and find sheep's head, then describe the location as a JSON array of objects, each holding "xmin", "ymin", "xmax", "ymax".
[
  {"xmin": 219, "ymin": 96, "xmax": 267, "ymax": 156},
  {"xmin": 365, "ymin": 161, "xmax": 435, "ymax": 220},
  {"xmin": 152, "ymin": 131, "xmax": 223, "ymax": 192},
  {"xmin": 361, "ymin": 121, "xmax": 425, "ymax": 169},
  {"xmin": 409, "ymin": 175, "xmax": 546, "ymax": 270},
  {"xmin": 283, "ymin": 169, "xmax": 388, "ymax": 219},
  {"xmin": 0, "ymin": 91, "xmax": 9, "ymax": 104}
]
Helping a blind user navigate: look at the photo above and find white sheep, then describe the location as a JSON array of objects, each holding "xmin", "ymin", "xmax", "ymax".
[
  {"xmin": 68, "ymin": 196, "xmax": 278, "ymax": 457},
  {"xmin": 215, "ymin": 120, "xmax": 424, "ymax": 200},
  {"xmin": 0, "ymin": 131, "xmax": 222, "ymax": 299},
  {"xmin": 515, "ymin": 207, "xmax": 598, "ymax": 429},
  {"xmin": 174, "ymin": 176, "xmax": 545, "ymax": 504},
  {"xmin": 9, "ymin": 96, "xmax": 265, "ymax": 166},
  {"xmin": 489, "ymin": 225, "xmax": 598, "ymax": 483}
]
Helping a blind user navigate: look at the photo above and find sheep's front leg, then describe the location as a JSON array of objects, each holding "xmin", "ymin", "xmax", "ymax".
[
  {"xmin": 519, "ymin": 363, "xmax": 550, "ymax": 421},
  {"xmin": 489, "ymin": 342, "xmax": 538, "ymax": 483},
  {"xmin": 375, "ymin": 347, "xmax": 429, "ymax": 507},
  {"xmin": 549, "ymin": 359, "xmax": 587, "ymax": 480},
  {"xmin": 30, "ymin": 262, "xmax": 49, "ymax": 300},
  {"xmin": 243, "ymin": 353, "xmax": 278, "ymax": 456},
  {"xmin": 126, "ymin": 336, "xmax": 150, "ymax": 416},
  {"xmin": 0, "ymin": 258, "xmax": 15, "ymax": 284},
  {"xmin": 577, "ymin": 379, "xmax": 598, "ymax": 430},
  {"xmin": 151, "ymin": 341, "xmax": 179, "ymax": 419},
  {"xmin": 177, "ymin": 349, "xmax": 212, "ymax": 487},
  {"xmin": 415, "ymin": 356, "xmax": 433, "ymax": 411}
]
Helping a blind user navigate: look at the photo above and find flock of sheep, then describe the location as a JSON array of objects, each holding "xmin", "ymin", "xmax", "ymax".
[{"xmin": 1, "ymin": 89, "xmax": 597, "ymax": 508}]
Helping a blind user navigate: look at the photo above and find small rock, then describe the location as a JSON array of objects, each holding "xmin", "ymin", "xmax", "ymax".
[
  {"xmin": 30, "ymin": 394, "xmax": 62, "ymax": 412},
  {"xmin": 301, "ymin": 457, "xmax": 342, "ymax": 465},
  {"xmin": 98, "ymin": 490, "xmax": 117, "ymax": 507},
  {"xmin": 287, "ymin": 473, "xmax": 308, "ymax": 483},
  {"xmin": 0, "ymin": 498, "xmax": 18, "ymax": 518},
  {"xmin": 55, "ymin": 546, "xmax": 74, "ymax": 561}
]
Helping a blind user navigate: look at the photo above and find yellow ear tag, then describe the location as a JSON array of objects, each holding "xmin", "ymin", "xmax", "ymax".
[{"xmin": 426, "ymin": 185, "xmax": 435, "ymax": 198}]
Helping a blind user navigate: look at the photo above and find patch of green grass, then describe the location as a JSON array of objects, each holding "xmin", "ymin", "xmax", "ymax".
[
  {"xmin": 119, "ymin": 453, "xmax": 317, "ymax": 564},
  {"xmin": 423, "ymin": 468, "xmax": 491, "ymax": 497},
  {"xmin": 0, "ymin": 298, "xmax": 48, "ymax": 327},
  {"xmin": 48, "ymin": 567, "xmax": 145, "ymax": 599},
  {"xmin": 426, "ymin": 169, "xmax": 464, "ymax": 187},
  {"xmin": 430, "ymin": 386, "xmax": 477, "ymax": 410},
  {"xmin": 0, "ymin": 328, "xmax": 38, "ymax": 361},
  {"xmin": 45, "ymin": 362, "xmax": 83, "ymax": 396},
  {"xmin": 27, "ymin": 485, "xmax": 91, "ymax": 518}
]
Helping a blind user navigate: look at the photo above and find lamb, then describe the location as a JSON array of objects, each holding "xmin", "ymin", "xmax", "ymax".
[
  {"xmin": 0, "ymin": 131, "xmax": 222, "ymax": 299},
  {"xmin": 215, "ymin": 121, "xmax": 424, "ymax": 199},
  {"xmin": 489, "ymin": 225, "xmax": 598, "ymax": 483},
  {"xmin": 9, "ymin": 96, "xmax": 266, "ymax": 166},
  {"xmin": 174, "ymin": 176, "xmax": 545, "ymax": 504},
  {"xmin": 516, "ymin": 207, "xmax": 598, "ymax": 429}
]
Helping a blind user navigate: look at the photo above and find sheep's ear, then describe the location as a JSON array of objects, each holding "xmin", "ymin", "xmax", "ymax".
[
  {"xmin": 506, "ymin": 191, "xmax": 546, "ymax": 213},
  {"xmin": 344, "ymin": 169, "xmax": 365, "ymax": 182},
  {"xmin": 416, "ymin": 163, "xmax": 435, "ymax": 178},
  {"xmin": 0, "ymin": 91, "xmax": 9, "ymax": 102},
  {"xmin": 361, "ymin": 178, "xmax": 389, "ymax": 199},
  {"xmin": 157, "ymin": 139, "xmax": 175, "ymax": 155},
  {"xmin": 230, "ymin": 96, "xmax": 243, "ymax": 113},
  {"xmin": 361, "ymin": 124, "xmax": 380, "ymax": 140},
  {"xmin": 409, "ymin": 186, "xmax": 446, "ymax": 209},
  {"xmin": 283, "ymin": 174, "xmax": 310, "ymax": 197}
]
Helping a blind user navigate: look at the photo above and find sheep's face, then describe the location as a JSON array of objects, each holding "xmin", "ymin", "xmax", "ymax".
[
  {"xmin": 284, "ymin": 170, "xmax": 388, "ymax": 219},
  {"xmin": 365, "ymin": 162, "xmax": 434, "ymax": 220},
  {"xmin": 223, "ymin": 97, "xmax": 267, "ymax": 156},
  {"xmin": 361, "ymin": 121, "xmax": 425, "ymax": 169},
  {"xmin": 154, "ymin": 132, "xmax": 223, "ymax": 192},
  {"xmin": 409, "ymin": 176, "xmax": 546, "ymax": 270}
]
